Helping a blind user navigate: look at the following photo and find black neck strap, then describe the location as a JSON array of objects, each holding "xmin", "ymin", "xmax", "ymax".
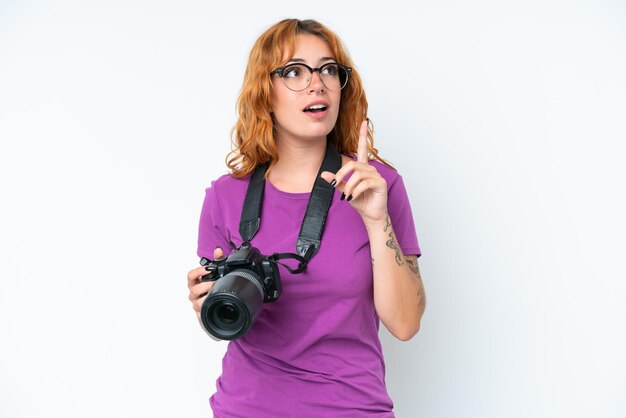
[{"xmin": 238, "ymin": 142, "xmax": 342, "ymax": 274}]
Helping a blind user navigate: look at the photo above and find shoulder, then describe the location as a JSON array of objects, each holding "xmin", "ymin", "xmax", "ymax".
[
  {"xmin": 202, "ymin": 173, "xmax": 251, "ymax": 213},
  {"xmin": 206, "ymin": 172, "xmax": 251, "ymax": 195}
]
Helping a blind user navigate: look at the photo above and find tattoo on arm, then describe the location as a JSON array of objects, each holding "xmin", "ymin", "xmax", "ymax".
[
  {"xmin": 382, "ymin": 215, "xmax": 423, "ymax": 285},
  {"xmin": 381, "ymin": 217, "xmax": 426, "ymax": 311},
  {"xmin": 406, "ymin": 254, "xmax": 426, "ymax": 309},
  {"xmin": 405, "ymin": 255, "xmax": 420, "ymax": 275},
  {"xmin": 383, "ymin": 210, "xmax": 391, "ymax": 232},
  {"xmin": 385, "ymin": 214, "xmax": 405, "ymax": 266}
]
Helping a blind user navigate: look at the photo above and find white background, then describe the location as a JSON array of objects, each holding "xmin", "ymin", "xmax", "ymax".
[{"xmin": 1, "ymin": 1, "xmax": 625, "ymax": 417}]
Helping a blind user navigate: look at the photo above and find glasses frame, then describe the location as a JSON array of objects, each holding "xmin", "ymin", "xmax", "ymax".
[{"xmin": 270, "ymin": 62, "xmax": 353, "ymax": 92}]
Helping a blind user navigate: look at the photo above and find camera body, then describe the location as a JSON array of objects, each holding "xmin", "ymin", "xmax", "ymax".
[
  {"xmin": 200, "ymin": 243, "xmax": 281, "ymax": 301},
  {"xmin": 199, "ymin": 243, "xmax": 282, "ymax": 340}
]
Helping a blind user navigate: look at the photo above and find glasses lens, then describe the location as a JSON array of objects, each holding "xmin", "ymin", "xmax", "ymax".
[
  {"xmin": 281, "ymin": 64, "xmax": 310, "ymax": 91},
  {"xmin": 319, "ymin": 63, "xmax": 348, "ymax": 91}
]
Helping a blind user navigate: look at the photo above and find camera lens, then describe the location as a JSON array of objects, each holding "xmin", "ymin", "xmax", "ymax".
[
  {"xmin": 200, "ymin": 270, "xmax": 264, "ymax": 340},
  {"xmin": 217, "ymin": 304, "xmax": 239, "ymax": 324},
  {"xmin": 209, "ymin": 301, "xmax": 243, "ymax": 332}
]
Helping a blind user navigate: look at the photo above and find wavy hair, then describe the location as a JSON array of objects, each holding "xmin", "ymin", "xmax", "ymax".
[{"xmin": 226, "ymin": 19, "xmax": 393, "ymax": 178}]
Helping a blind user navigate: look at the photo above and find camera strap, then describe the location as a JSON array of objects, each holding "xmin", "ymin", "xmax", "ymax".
[{"xmin": 238, "ymin": 142, "xmax": 342, "ymax": 274}]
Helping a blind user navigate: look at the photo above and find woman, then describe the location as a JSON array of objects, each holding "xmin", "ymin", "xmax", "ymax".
[{"xmin": 187, "ymin": 18, "xmax": 426, "ymax": 417}]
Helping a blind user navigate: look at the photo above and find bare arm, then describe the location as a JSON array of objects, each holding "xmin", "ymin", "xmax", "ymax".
[{"xmin": 365, "ymin": 211, "xmax": 426, "ymax": 341}]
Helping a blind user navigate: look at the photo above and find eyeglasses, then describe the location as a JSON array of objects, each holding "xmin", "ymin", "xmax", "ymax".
[{"xmin": 270, "ymin": 62, "xmax": 352, "ymax": 92}]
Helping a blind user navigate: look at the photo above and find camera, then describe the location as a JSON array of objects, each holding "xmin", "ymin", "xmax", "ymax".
[{"xmin": 199, "ymin": 243, "xmax": 282, "ymax": 340}]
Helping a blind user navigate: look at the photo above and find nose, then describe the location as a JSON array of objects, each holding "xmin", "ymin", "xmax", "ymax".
[{"xmin": 308, "ymin": 70, "xmax": 325, "ymax": 93}]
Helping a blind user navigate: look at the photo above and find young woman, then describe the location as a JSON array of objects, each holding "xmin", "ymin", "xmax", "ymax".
[{"xmin": 187, "ymin": 18, "xmax": 426, "ymax": 417}]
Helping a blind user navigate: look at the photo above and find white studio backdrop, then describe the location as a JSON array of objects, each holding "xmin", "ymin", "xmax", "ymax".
[{"xmin": 1, "ymin": 1, "xmax": 624, "ymax": 417}]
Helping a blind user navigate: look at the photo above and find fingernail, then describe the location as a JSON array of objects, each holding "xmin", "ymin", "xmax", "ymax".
[
  {"xmin": 330, "ymin": 179, "xmax": 337, "ymax": 187},
  {"xmin": 340, "ymin": 192, "xmax": 346, "ymax": 201},
  {"xmin": 347, "ymin": 194, "xmax": 353, "ymax": 202}
]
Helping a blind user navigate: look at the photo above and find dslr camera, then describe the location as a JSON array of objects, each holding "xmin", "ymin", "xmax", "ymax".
[{"xmin": 199, "ymin": 243, "xmax": 282, "ymax": 340}]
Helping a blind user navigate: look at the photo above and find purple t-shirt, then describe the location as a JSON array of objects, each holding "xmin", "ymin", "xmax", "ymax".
[{"xmin": 197, "ymin": 158, "xmax": 420, "ymax": 417}]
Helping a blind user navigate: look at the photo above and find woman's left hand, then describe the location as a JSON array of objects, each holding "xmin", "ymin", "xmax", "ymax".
[{"xmin": 321, "ymin": 120, "xmax": 388, "ymax": 224}]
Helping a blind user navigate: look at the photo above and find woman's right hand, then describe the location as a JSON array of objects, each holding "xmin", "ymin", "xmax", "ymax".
[{"xmin": 187, "ymin": 247, "xmax": 225, "ymax": 320}]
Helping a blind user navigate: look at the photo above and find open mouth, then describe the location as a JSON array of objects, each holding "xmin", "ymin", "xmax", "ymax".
[{"xmin": 303, "ymin": 104, "xmax": 328, "ymax": 113}]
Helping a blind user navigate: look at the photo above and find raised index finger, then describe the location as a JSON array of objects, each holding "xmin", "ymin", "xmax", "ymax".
[{"xmin": 357, "ymin": 120, "xmax": 369, "ymax": 163}]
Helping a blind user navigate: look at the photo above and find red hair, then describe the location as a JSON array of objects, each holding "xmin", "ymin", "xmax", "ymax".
[{"xmin": 226, "ymin": 19, "xmax": 393, "ymax": 178}]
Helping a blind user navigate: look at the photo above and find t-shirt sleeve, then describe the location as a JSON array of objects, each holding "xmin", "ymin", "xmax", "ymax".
[
  {"xmin": 197, "ymin": 182, "xmax": 231, "ymax": 259},
  {"xmin": 387, "ymin": 174, "xmax": 421, "ymax": 257}
]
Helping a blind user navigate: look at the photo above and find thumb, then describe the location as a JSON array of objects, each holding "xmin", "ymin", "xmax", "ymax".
[
  {"xmin": 320, "ymin": 171, "xmax": 335, "ymax": 184},
  {"xmin": 213, "ymin": 246, "xmax": 225, "ymax": 261}
]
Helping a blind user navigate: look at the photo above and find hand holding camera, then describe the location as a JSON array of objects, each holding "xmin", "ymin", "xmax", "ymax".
[
  {"xmin": 187, "ymin": 247, "xmax": 225, "ymax": 321},
  {"xmin": 195, "ymin": 243, "xmax": 283, "ymax": 340}
]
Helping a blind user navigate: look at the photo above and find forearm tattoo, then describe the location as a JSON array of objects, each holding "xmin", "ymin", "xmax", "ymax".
[
  {"xmin": 378, "ymin": 215, "xmax": 426, "ymax": 310},
  {"xmin": 383, "ymin": 214, "xmax": 421, "ymax": 277},
  {"xmin": 404, "ymin": 255, "xmax": 420, "ymax": 275},
  {"xmin": 383, "ymin": 209, "xmax": 392, "ymax": 232},
  {"xmin": 386, "ymin": 227, "xmax": 405, "ymax": 266},
  {"xmin": 405, "ymin": 254, "xmax": 426, "ymax": 309},
  {"xmin": 382, "ymin": 212, "xmax": 404, "ymax": 266}
]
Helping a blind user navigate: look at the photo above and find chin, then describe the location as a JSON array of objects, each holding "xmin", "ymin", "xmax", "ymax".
[
  {"xmin": 277, "ymin": 118, "xmax": 336, "ymax": 142},
  {"xmin": 311, "ymin": 118, "xmax": 337, "ymax": 133},
  {"xmin": 307, "ymin": 127, "xmax": 334, "ymax": 140}
]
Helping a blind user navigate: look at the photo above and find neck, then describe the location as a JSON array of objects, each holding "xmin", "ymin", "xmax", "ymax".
[
  {"xmin": 268, "ymin": 136, "xmax": 327, "ymax": 193},
  {"xmin": 273, "ymin": 137, "xmax": 327, "ymax": 178}
]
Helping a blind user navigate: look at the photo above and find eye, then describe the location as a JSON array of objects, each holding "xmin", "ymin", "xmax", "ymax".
[
  {"xmin": 321, "ymin": 64, "xmax": 339, "ymax": 76},
  {"xmin": 283, "ymin": 64, "xmax": 304, "ymax": 78}
]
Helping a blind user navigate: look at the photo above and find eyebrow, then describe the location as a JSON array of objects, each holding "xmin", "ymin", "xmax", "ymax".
[{"xmin": 287, "ymin": 57, "xmax": 336, "ymax": 64}]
